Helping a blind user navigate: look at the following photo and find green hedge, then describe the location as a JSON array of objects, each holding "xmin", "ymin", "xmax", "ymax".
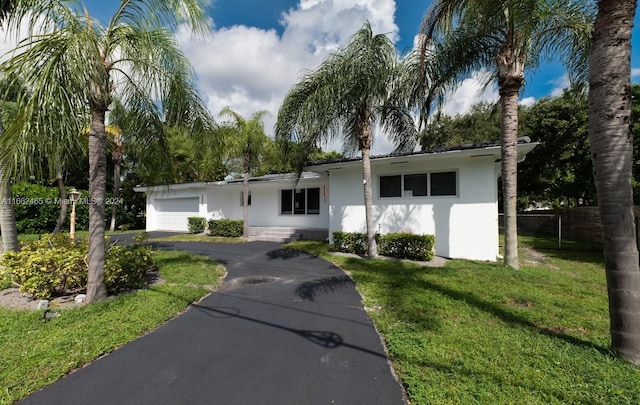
[
  {"xmin": 208, "ymin": 219, "xmax": 243, "ymax": 237},
  {"xmin": 0, "ymin": 234, "xmax": 156, "ymax": 299},
  {"xmin": 332, "ymin": 232, "xmax": 368, "ymax": 255},
  {"xmin": 378, "ymin": 232, "xmax": 435, "ymax": 261},
  {"xmin": 332, "ymin": 231, "xmax": 435, "ymax": 261},
  {"xmin": 187, "ymin": 217, "xmax": 206, "ymax": 234}
]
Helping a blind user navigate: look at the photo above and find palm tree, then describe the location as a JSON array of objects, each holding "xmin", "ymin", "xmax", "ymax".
[
  {"xmin": 414, "ymin": 0, "xmax": 592, "ymax": 268},
  {"xmin": 0, "ymin": 74, "xmax": 24, "ymax": 253},
  {"xmin": 276, "ymin": 21, "xmax": 416, "ymax": 259},
  {"xmin": 588, "ymin": 0, "xmax": 639, "ymax": 365},
  {"xmin": 0, "ymin": 119, "xmax": 18, "ymax": 254},
  {"xmin": 0, "ymin": 0, "xmax": 210, "ymax": 303},
  {"xmin": 219, "ymin": 107, "xmax": 270, "ymax": 238}
]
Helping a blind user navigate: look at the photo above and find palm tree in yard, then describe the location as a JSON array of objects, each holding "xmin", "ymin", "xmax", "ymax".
[
  {"xmin": 588, "ymin": 0, "xmax": 640, "ymax": 365},
  {"xmin": 414, "ymin": 0, "xmax": 593, "ymax": 268},
  {"xmin": 0, "ymin": 0, "xmax": 210, "ymax": 303},
  {"xmin": 275, "ymin": 21, "xmax": 416, "ymax": 258},
  {"xmin": 219, "ymin": 107, "xmax": 270, "ymax": 239}
]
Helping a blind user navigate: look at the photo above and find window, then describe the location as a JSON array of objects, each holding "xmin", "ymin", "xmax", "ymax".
[
  {"xmin": 281, "ymin": 190, "xmax": 293, "ymax": 214},
  {"xmin": 430, "ymin": 172, "xmax": 457, "ymax": 196},
  {"xmin": 403, "ymin": 173, "xmax": 428, "ymax": 197},
  {"xmin": 240, "ymin": 191, "xmax": 252, "ymax": 206},
  {"xmin": 281, "ymin": 187, "xmax": 320, "ymax": 215},
  {"xmin": 379, "ymin": 171, "xmax": 457, "ymax": 198},
  {"xmin": 307, "ymin": 188, "xmax": 320, "ymax": 214},
  {"xmin": 294, "ymin": 189, "xmax": 306, "ymax": 215},
  {"xmin": 380, "ymin": 175, "xmax": 401, "ymax": 197}
]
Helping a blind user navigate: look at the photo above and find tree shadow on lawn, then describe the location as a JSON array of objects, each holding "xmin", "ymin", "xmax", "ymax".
[{"xmin": 344, "ymin": 257, "xmax": 612, "ymax": 357}]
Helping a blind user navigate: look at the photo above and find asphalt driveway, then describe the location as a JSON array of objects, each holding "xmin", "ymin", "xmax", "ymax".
[{"xmin": 20, "ymin": 238, "xmax": 406, "ymax": 405}]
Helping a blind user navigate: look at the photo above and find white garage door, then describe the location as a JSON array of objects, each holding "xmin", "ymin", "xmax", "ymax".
[{"xmin": 155, "ymin": 197, "xmax": 200, "ymax": 231}]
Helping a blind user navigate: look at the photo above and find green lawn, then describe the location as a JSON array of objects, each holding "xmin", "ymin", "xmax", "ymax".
[
  {"xmin": 285, "ymin": 236, "xmax": 640, "ymax": 404},
  {"xmin": 0, "ymin": 250, "xmax": 225, "ymax": 405}
]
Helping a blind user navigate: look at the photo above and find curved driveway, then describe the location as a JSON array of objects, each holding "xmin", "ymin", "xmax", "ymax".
[{"xmin": 20, "ymin": 238, "xmax": 406, "ymax": 405}]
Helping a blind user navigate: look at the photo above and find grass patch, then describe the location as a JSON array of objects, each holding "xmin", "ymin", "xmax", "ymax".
[
  {"xmin": 147, "ymin": 234, "xmax": 245, "ymax": 243},
  {"xmin": 285, "ymin": 237, "xmax": 639, "ymax": 404},
  {"xmin": 0, "ymin": 250, "xmax": 225, "ymax": 405}
]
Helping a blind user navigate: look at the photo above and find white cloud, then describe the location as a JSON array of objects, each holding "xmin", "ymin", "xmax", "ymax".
[
  {"xmin": 0, "ymin": 13, "xmax": 50, "ymax": 62},
  {"xmin": 177, "ymin": 0, "xmax": 399, "ymax": 141},
  {"xmin": 440, "ymin": 72, "xmax": 499, "ymax": 116},
  {"xmin": 519, "ymin": 96, "xmax": 536, "ymax": 107},
  {"xmin": 549, "ymin": 73, "xmax": 569, "ymax": 97},
  {"xmin": 632, "ymin": 67, "xmax": 640, "ymax": 79}
]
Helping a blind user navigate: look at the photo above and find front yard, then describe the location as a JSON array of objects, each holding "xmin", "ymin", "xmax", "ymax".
[
  {"xmin": 286, "ymin": 235, "xmax": 640, "ymax": 404},
  {"xmin": 0, "ymin": 250, "xmax": 225, "ymax": 405}
]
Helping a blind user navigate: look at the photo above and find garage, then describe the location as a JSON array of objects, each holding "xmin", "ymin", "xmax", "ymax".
[{"xmin": 153, "ymin": 197, "xmax": 200, "ymax": 231}]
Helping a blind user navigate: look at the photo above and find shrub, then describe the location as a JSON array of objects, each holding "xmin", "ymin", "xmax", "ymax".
[
  {"xmin": 104, "ymin": 244, "xmax": 156, "ymax": 294},
  {"xmin": 208, "ymin": 219, "xmax": 243, "ymax": 237},
  {"xmin": 332, "ymin": 231, "xmax": 368, "ymax": 255},
  {"xmin": 0, "ymin": 268, "xmax": 14, "ymax": 290},
  {"xmin": 331, "ymin": 231, "xmax": 435, "ymax": 261},
  {"xmin": 134, "ymin": 232, "xmax": 149, "ymax": 244},
  {"xmin": 0, "ymin": 234, "xmax": 156, "ymax": 299},
  {"xmin": 378, "ymin": 233, "xmax": 435, "ymax": 261},
  {"xmin": 2, "ymin": 234, "xmax": 89, "ymax": 299},
  {"xmin": 187, "ymin": 217, "xmax": 206, "ymax": 234}
]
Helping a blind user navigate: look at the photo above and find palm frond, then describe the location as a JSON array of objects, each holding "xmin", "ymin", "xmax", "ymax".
[
  {"xmin": 276, "ymin": 21, "xmax": 416, "ymax": 169},
  {"xmin": 108, "ymin": 0, "xmax": 209, "ymax": 37}
]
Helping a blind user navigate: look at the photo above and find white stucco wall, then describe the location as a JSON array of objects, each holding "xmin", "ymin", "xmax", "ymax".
[
  {"xmin": 146, "ymin": 187, "xmax": 207, "ymax": 232},
  {"xmin": 327, "ymin": 156, "xmax": 499, "ymax": 261},
  {"xmin": 208, "ymin": 179, "xmax": 330, "ymax": 229}
]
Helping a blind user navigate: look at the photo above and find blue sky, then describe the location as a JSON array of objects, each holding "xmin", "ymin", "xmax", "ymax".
[{"xmin": 31, "ymin": 1, "xmax": 640, "ymax": 152}]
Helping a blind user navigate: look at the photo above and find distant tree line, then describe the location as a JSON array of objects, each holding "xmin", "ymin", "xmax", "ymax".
[{"xmin": 420, "ymin": 84, "xmax": 640, "ymax": 209}]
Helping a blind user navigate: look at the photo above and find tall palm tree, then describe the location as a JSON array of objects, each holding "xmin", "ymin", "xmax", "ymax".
[
  {"xmin": 0, "ymin": 74, "xmax": 24, "ymax": 253},
  {"xmin": 0, "ymin": 119, "xmax": 18, "ymax": 254},
  {"xmin": 588, "ymin": 0, "xmax": 639, "ymax": 365},
  {"xmin": 276, "ymin": 21, "xmax": 416, "ymax": 259},
  {"xmin": 0, "ymin": 0, "xmax": 210, "ymax": 303},
  {"xmin": 414, "ymin": 0, "xmax": 593, "ymax": 268},
  {"xmin": 219, "ymin": 107, "xmax": 269, "ymax": 238}
]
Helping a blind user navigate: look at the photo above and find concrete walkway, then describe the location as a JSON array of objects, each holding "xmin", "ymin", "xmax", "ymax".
[{"xmin": 20, "ymin": 238, "xmax": 406, "ymax": 405}]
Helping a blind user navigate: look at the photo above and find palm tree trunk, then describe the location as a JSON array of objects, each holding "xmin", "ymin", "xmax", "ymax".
[
  {"xmin": 86, "ymin": 108, "xmax": 108, "ymax": 303},
  {"xmin": 0, "ymin": 165, "xmax": 19, "ymax": 253},
  {"xmin": 588, "ymin": 0, "xmax": 640, "ymax": 365},
  {"xmin": 500, "ymin": 83, "xmax": 521, "ymax": 269},
  {"xmin": 361, "ymin": 146, "xmax": 377, "ymax": 258},
  {"xmin": 52, "ymin": 169, "xmax": 68, "ymax": 234},
  {"xmin": 109, "ymin": 157, "xmax": 121, "ymax": 232},
  {"xmin": 0, "ymin": 117, "xmax": 19, "ymax": 254},
  {"xmin": 242, "ymin": 154, "xmax": 250, "ymax": 238}
]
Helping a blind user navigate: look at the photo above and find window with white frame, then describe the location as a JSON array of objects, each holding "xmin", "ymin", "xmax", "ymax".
[
  {"xmin": 281, "ymin": 188, "xmax": 320, "ymax": 215},
  {"xmin": 379, "ymin": 171, "xmax": 457, "ymax": 198}
]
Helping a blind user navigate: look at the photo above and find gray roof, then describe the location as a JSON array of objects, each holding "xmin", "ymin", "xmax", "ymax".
[
  {"xmin": 306, "ymin": 137, "xmax": 531, "ymax": 167},
  {"xmin": 225, "ymin": 171, "xmax": 321, "ymax": 184}
]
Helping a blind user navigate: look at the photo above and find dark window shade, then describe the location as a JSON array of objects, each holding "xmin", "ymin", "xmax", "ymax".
[
  {"xmin": 240, "ymin": 191, "xmax": 252, "ymax": 206},
  {"xmin": 294, "ymin": 189, "xmax": 306, "ymax": 214},
  {"xmin": 281, "ymin": 189, "xmax": 293, "ymax": 214},
  {"xmin": 380, "ymin": 175, "xmax": 401, "ymax": 197},
  {"xmin": 403, "ymin": 173, "xmax": 428, "ymax": 197},
  {"xmin": 430, "ymin": 172, "xmax": 457, "ymax": 196},
  {"xmin": 307, "ymin": 188, "xmax": 320, "ymax": 214}
]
